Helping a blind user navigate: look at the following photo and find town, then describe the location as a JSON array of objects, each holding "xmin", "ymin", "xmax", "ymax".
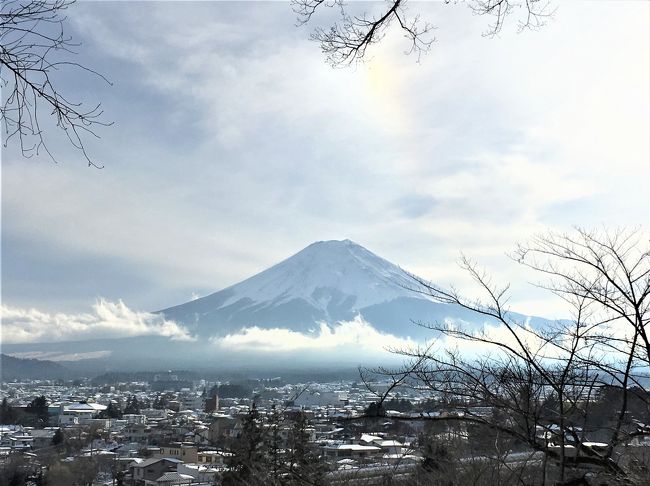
[
  {"xmin": 2, "ymin": 369, "xmax": 650, "ymax": 485},
  {"xmin": 1, "ymin": 371, "xmax": 427, "ymax": 485}
]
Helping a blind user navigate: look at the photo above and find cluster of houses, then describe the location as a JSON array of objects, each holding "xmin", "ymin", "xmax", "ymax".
[{"xmin": 0, "ymin": 378, "xmax": 430, "ymax": 485}]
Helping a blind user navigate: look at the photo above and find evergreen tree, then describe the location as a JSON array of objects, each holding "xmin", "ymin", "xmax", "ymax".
[
  {"xmin": 152, "ymin": 394, "xmax": 165, "ymax": 410},
  {"xmin": 365, "ymin": 401, "xmax": 385, "ymax": 417},
  {"xmin": 287, "ymin": 411, "xmax": 324, "ymax": 485},
  {"xmin": 0, "ymin": 455, "xmax": 29, "ymax": 486},
  {"xmin": 266, "ymin": 405, "xmax": 283, "ymax": 485},
  {"xmin": 0, "ymin": 398, "xmax": 17, "ymax": 424},
  {"xmin": 52, "ymin": 428, "xmax": 65, "ymax": 446},
  {"xmin": 101, "ymin": 402, "xmax": 122, "ymax": 419},
  {"xmin": 222, "ymin": 404, "xmax": 269, "ymax": 486},
  {"xmin": 123, "ymin": 396, "xmax": 141, "ymax": 414},
  {"xmin": 26, "ymin": 396, "xmax": 49, "ymax": 426}
]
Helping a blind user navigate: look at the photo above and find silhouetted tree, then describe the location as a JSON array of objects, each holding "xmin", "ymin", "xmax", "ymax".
[
  {"xmin": 287, "ymin": 410, "xmax": 325, "ymax": 485},
  {"xmin": 222, "ymin": 404, "xmax": 269, "ymax": 486},
  {"xmin": 100, "ymin": 401, "xmax": 122, "ymax": 419},
  {"xmin": 152, "ymin": 394, "xmax": 167, "ymax": 410},
  {"xmin": 293, "ymin": 0, "xmax": 555, "ymax": 66},
  {"xmin": 26, "ymin": 395, "xmax": 49, "ymax": 426},
  {"xmin": 52, "ymin": 428, "xmax": 64, "ymax": 446},
  {"xmin": 267, "ymin": 405, "xmax": 283, "ymax": 482},
  {"xmin": 1, "ymin": 0, "xmax": 111, "ymax": 166},
  {"xmin": 0, "ymin": 398, "xmax": 17, "ymax": 424},
  {"xmin": 0, "ymin": 454, "xmax": 30, "ymax": 486},
  {"xmin": 369, "ymin": 228, "xmax": 649, "ymax": 485},
  {"xmin": 123, "ymin": 396, "xmax": 140, "ymax": 415}
]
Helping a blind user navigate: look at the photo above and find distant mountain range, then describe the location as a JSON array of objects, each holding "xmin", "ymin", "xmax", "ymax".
[
  {"xmin": 0, "ymin": 354, "xmax": 71, "ymax": 380},
  {"xmin": 2, "ymin": 240, "xmax": 550, "ymax": 371}
]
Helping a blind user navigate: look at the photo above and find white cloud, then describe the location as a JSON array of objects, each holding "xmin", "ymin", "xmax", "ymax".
[
  {"xmin": 0, "ymin": 299, "xmax": 195, "ymax": 344},
  {"xmin": 209, "ymin": 315, "xmax": 579, "ymax": 363},
  {"xmin": 212, "ymin": 315, "xmax": 417, "ymax": 354}
]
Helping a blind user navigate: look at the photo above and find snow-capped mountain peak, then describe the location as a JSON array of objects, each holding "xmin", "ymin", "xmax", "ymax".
[
  {"xmin": 159, "ymin": 240, "xmax": 424, "ymax": 336},
  {"xmin": 220, "ymin": 239, "xmax": 415, "ymax": 310}
]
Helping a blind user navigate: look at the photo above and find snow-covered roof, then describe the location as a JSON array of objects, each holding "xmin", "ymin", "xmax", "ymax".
[
  {"xmin": 132, "ymin": 457, "xmax": 183, "ymax": 468},
  {"xmin": 198, "ymin": 450, "xmax": 233, "ymax": 456},
  {"xmin": 582, "ymin": 442, "xmax": 608, "ymax": 448},
  {"xmin": 325, "ymin": 444, "xmax": 381, "ymax": 451},
  {"xmin": 337, "ymin": 458, "xmax": 357, "ymax": 464},
  {"xmin": 378, "ymin": 440, "xmax": 403, "ymax": 447},
  {"xmin": 155, "ymin": 472, "xmax": 195, "ymax": 482},
  {"xmin": 65, "ymin": 403, "xmax": 107, "ymax": 412},
  {"xmin": 360, "ymin": 434, "xmax": 382, "ymax": 443}
]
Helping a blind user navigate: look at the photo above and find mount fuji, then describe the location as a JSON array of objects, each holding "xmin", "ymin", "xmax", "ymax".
[
  {"xmin": 158, "ymin": 239, "xmax": 436, "ymax": 337},
  {"xmin": 2, "ymin": 240, "xmax": 549, "ymax": 370}
]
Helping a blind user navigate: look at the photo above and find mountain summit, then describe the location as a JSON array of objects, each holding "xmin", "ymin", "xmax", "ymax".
[{"xmin": 159, "ymin": 240, "xmax": 423, "ymax": 336}]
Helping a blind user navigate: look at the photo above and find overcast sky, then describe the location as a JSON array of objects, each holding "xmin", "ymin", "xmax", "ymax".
[{"xmin": 2, "ymin": 1, "xmax": 649, "ymax": 325}]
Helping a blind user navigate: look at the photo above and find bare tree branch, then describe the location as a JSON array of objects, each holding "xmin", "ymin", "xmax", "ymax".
[
  {"xmin": 293, "ymin": 0, "xmax": 555, "ymax": 66},
  {"xmin": 365, "ymin": 227, "xmax": 649, "ymax": 484},
  {"xmin": 1, "ymin": 0, "xmax": 112, "ymax": 167}
]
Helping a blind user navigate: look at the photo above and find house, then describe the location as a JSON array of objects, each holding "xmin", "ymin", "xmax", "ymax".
[
  {"xmin": 0, "ymin": 425, "xmax": 23, "ymax": 445},
  {"xmin": 30, "ymin": 428, "xmax": 57, "ymax": 449},
  {"xmin": 58, "ymin": 402, "xmax": 107, "ymax": 426},
  {"xmin": 358, "ymin": 434, "xmax": 404, "ymax": 454},
  {"xmin": 123, "ymin": 423, "xmax": 152, "ymax": 443},
  {"xmin": 359, "ymin": 434, "xmax": 383, "ymax": 445},
  {"xmin": 377, "ymin": 440, "xmax": 404, "ymax": 455},
  {"xmin": 156, "ymin": 442, "xmax": 198, "ymax": 463},
  {"xmin": 322, "ymin": 443, "xmax": 382, "ymax": 460},
  {"xmin": 123, "ymin": 414, "xmax": 147, "ymax": 425},
  {"xmin": 9, "ymin": 434, "xmax": 34, "ymax": 451},
  {"xmin": 127, "ymin": 457, "xmax": 182, "ymax": 486},
  {"xmin": 208, "ymin": 415, "xmax": 240, "ymax": 444},
  {"xmin": 197, "ymin": 450, "xmax": 232, "ymax": 465},
  {"xmin": 58, "ymin": 413, "xmax": 80, "ymax": 426},
  {"xmin": 63, "ymin": 402, "xmax": 107, "ymax": 416}
]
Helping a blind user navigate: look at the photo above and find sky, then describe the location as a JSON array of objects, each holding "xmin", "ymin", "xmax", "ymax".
[{"xmin": 1, "ymin": 0, "xmax": 649, "ymax": 346}]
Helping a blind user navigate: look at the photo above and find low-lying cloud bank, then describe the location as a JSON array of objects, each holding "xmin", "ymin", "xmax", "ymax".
[
  {"xmin": 211, "ymin": 314, "xmax": 593, "ymax": 363},
  {"xmin": 439, "ymin": 317, "xmax": 545, "ymax": 354},
  {"xmin": 1, "ymin": 299, "xmax": 195, "ymax": 344},
  {"xmin": 212, "ymin": 315, "xmax": 417, "ymax": 354},
  {"xmin": 7, "ymin": 351, "xmax": 113, "ymax": 362}
]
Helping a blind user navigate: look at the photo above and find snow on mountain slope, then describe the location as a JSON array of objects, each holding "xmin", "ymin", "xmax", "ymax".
[
  {"xmin": 159, "ymin": 240, "xmax": 430, "ymax": 335},
  {"xmin": 220, "ymin": 239, "xmax": 416, "ymax": 309}
]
